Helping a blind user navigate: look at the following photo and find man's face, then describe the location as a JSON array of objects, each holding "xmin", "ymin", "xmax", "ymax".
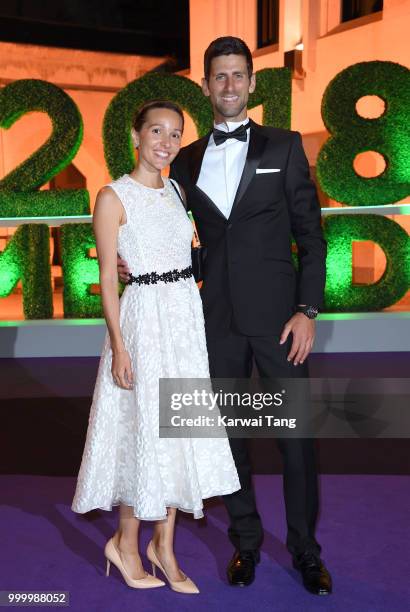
[{"xmin": 202, "ymin": 54, "xmax": 256, "ymax": 123}]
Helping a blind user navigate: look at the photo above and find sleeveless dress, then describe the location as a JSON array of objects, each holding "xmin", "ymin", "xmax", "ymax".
[{"xmin": 71, "ymin": 174, "xmax": 240, "ymax": 520}]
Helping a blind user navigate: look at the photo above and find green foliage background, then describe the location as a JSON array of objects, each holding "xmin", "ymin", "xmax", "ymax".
[{"xmin": 317, "ymin": 61, "xmax": 410, "ymax": 205}]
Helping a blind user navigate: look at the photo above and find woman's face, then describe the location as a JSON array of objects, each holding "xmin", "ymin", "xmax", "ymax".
[{"xmin": 132, "ymin": 108, "xmax": 183, "ymax": 171}]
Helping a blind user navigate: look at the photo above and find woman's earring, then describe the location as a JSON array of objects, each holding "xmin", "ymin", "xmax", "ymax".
[{"xmin": 134, "ymin": 142, "xmax": 139, "ymax": 149}]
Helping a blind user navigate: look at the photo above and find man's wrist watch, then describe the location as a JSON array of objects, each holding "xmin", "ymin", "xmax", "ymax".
[{"xmin": 296, "ymin": 305, "xmax": 319, "ymax": 319}]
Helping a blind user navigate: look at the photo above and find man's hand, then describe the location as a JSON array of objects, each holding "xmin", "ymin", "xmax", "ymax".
[
  {"xmin": 279, "ymin": 313, "xmax": 315, "ymax": 365},
  {"xmin": 117, "ymin": 255, "xmax": 130, "ymax": 283}
]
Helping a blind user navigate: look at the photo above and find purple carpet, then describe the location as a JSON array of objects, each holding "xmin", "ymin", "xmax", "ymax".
[{"xmin": 1, "ymin": 474, "xmax": 409, "ymax": 611}]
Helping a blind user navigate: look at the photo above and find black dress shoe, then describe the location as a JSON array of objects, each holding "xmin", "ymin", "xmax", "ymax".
[
  {"xmin": 227, "ymin": 550, "xmax": 259, "ymax": 586},
  {"xmin": 293, "ymin": 551, "xmax": 332, "ymax": 595}
]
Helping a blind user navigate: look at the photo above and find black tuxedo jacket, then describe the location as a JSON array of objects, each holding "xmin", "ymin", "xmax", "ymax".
[{"xmin": 170, "ymin": 119, "xmax": 326, "ymax": 337}]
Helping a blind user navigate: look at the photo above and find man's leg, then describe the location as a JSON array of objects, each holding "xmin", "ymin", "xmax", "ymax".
[
  {"xmin": 249, "ymin": 335, "xmax": 331, "ymax": 595},
  {"xmin": 248, "ymin": 335, "xmax": 321, "ymax": 557},
  {"xmin": 206, "ymin": 331, "xmax": 264, "ymax": 555}
]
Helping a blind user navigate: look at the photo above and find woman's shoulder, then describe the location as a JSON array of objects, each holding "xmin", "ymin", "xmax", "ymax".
[
  {"xmin": 99, "ymin": 174, "xmax": 133, "ymax": 203},
  {"xmin": 104, "ymin": 174, "xmax": 130, "ymax": 191},
  {"xmin": 95, "ymin": 176, "xmax": 130, "ymax": 211}
]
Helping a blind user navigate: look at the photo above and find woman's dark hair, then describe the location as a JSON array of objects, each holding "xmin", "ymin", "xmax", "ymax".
[
  {"xmin": 204, "ymin": 36, "xmax": 253, "ymax": 81},
  {"xmin": 132, "ymin": 100, "xmax": 184, "ymax": 132}
]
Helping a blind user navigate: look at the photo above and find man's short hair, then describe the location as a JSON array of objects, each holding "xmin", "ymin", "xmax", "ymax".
[{"xmin": 204, "ymin": 36, "xmax": 253, "ymax": 80}]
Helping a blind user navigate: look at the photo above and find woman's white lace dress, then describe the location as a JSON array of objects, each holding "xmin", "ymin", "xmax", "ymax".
[{"xmin": 71, "ymin": 174, "xmax": 240, "ymax": 520}]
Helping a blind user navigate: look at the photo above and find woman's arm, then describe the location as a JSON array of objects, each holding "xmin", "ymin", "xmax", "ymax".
[{"xmin": 93, "ymin": 187, "xmax": 133, "ymax": 389}]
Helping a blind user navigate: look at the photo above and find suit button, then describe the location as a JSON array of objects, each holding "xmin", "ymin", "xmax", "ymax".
[{"xmin": 227, "ymin": 224, "xmax": 232, "ymax": 230}]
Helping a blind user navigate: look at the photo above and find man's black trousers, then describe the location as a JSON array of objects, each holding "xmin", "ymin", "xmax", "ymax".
[{"xmin": 206, "ymin": 327, "xmax": 321, "ymax": 558}]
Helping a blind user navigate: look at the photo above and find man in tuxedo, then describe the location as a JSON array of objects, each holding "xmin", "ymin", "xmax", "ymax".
[
  {"xmin": 120, "ymin": 36, "xmax": 331, "ymax": 595},
  {"xmin": 171, "ymin": 36, "xmax": 331, "ymax": 596}
]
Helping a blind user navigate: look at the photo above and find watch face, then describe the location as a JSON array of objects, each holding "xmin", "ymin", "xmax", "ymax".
[
  {"xmin": 306, "ymin": 306, "xmax": 318, "ymax": 319},
  {"xmin": 297, "ymin": 305, "xmax": 318, "ymax": 318}
]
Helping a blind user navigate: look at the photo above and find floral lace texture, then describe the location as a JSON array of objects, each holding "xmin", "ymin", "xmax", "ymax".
[{"xmin": 71, "ymin": 175, "xmax": 240, "ymax": 520}]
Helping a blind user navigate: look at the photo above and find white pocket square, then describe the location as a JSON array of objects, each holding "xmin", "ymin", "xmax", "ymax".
[{"xmin": 256, "ymin": 168, "xmax": 281, "ymax": 174}]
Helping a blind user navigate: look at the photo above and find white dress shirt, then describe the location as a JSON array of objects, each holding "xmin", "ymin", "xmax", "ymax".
[{"xmin": 197, "ymin": 117, "xmax": 250, "ymax": 219}]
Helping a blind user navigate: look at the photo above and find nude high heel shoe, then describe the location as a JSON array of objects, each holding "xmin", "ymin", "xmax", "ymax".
[
  {"xmin": 146, "ymin": 540, "xmax": 199, "ymax": 594},
  {"xmin": 105, "ymin": 538, "xmax": 165, "ymax": 589}
]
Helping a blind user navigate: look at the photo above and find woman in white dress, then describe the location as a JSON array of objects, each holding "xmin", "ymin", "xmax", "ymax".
[{"xmin": 71, "ymin": 100, "xmax": 240, "ymax": 594}]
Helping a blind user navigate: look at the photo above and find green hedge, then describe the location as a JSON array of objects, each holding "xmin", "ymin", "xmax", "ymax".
[
  {"xmin": 61, "ymin": 224, "xmax": 102, "ymax": 318},
  {"xmin": 323, "ymin": 214, "xmax": 410, "ymax": 311},
  {"xmin": 0, "ymin": 190, "xmax": 90, "ymax": 218},
  {"xmin": 317, "ymin": 61, "xmax": 410, "ymax": 205},
  {"xmin": 0, "ymin": 79, "xmax": 89, "ymax": 318},
  {"xmin": 0, "ymin": 79, "xmax": 84, "ymax": 192},
  {"xmin": 0, "ymin": 224, "xmax": 53, "ymax": 318},
  {"xmin": 248, "ymin": 67, "xmax": 291, "ymax": 128}
]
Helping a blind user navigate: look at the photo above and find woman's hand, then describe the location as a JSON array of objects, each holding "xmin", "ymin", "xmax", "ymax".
[{"xmin": 111, "ymin": 349, "xmax": 134, "ymax": 389}]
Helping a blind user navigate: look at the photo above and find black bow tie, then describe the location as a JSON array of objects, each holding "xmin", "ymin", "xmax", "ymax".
[{"xmin": 213, "ymin": 123, "xmax": 249, "ymax": 146}]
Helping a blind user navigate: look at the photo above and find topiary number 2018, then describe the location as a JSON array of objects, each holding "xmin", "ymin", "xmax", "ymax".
[{"xmin": 317, "ymin": 61, "xmax": 410, "ymax": 205}]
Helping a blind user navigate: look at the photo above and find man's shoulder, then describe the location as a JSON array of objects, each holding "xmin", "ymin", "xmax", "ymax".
[
  {"xmin": 170, "ymin": 132, "xmax": 210, "ymax": 179},
  {"xmin": 178, "ymin": 133, "xmax": 210, "ymax": 156},
  {"xmin": 251, "ymin": 121, "xmax": 299, "ymax": 144},
  {"xmin": 171, "ymin": 134, "xmax": 209, "ymax": 176}
]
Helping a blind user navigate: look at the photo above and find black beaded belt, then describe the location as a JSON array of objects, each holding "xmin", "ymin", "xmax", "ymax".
[{"xmin": 127, "ymin": 265, "xmax": 193, "ymax": 286}]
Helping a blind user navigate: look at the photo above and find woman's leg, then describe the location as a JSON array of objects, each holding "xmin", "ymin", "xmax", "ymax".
[
  {"xmin": 152, "ymin": 508, "xmax": 185, "ymax": 581},
  {"xmin": 112, "ymin": 503, "xmax": 146, "ymax": 579}
]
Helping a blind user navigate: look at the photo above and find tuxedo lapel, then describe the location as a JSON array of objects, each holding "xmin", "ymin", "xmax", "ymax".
[
  {"xmin": 229, "ymin": 121, "xmax": 269, "ymax": 220},
  {"xmin": 189, "ymin": 133, "xmax": 211, "ymax": 185},
  {"xmin": 195, "ymin": 184, "xmax": 227, "ymax": 220}
]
